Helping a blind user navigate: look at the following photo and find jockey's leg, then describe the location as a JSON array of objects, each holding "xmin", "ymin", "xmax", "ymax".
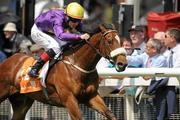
[
  {"xmin": 29, "ymin": 24, "xmax": 61, "ymax": 77},
  {"xmin": 85, "ymin": 93, "xmax": 117, "ymax": 120},
  {"xmin": 28, "ymin": 48, "xmax": 56, "ymax": 77}
]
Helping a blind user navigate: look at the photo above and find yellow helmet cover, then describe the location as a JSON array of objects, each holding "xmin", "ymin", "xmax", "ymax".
[{"xmin": 66, "ymin": 2, "xmax": 84, "ymax": 19}]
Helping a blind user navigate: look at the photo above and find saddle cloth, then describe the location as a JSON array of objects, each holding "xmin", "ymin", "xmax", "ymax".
[{"xmin": 19, "ymin": 57, "xmax": 49, "ymax": 93}]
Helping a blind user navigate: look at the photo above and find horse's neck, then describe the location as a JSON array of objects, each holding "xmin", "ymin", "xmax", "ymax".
[{"xmin": 70, "ymin": 35, "xmax": 101, "ymax": 71}]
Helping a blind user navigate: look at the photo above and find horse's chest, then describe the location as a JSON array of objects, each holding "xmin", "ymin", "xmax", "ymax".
[{"xmin": 80, "ymin": 84, "xmax": 96, "ymax": 95}]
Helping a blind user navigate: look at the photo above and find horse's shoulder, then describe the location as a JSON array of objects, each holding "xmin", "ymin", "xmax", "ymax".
[
  {"xmin": 6, "ymin": 53, "xmax": 32, "ymax": 64},
  {"xmin": 11, "ymin": 53, "xmax": 28, "ymax": 57}
]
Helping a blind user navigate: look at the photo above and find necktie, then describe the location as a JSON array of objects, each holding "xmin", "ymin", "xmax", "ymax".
[
  {"xmin": 146, "ymin": 58, "xmax": 152, "ymax": 67},
  {"xmin": 168, "ymin": 50, "xmax": 174, "ymax": 67},
  {"xmin": 133, "ymin": 48, "xmax": 141, "ymax": 55},
  {"xmin": 134, "ymin": 48, "xmax": 141, "ymax": 50}
]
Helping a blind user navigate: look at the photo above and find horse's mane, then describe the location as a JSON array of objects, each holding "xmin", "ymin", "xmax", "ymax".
[
  {"xmin": 101, "ymin": 23, "xmax": 115, "ymax": 30},
  {"xmin": 81, "ymin": 23, "xmax": 115, "ymax": 35},
  {"xmin": 62, "ymin": 23, "xmax": 116, "ymax": 56}
]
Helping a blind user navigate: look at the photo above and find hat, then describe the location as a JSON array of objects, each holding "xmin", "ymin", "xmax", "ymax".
[
  {"xmin": 128, "ymin": 25, "xmax": 143, "ymax": 32},
  {"xmin": 3, "ymin": 22, "xmax": 17, "ymax": 32}
]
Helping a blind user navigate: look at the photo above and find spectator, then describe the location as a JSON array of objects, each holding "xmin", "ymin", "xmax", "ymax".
[
  {"xmin": 154, "ymin": 32, "xmax": 165, "ymax": 43},
  {"xmin": 158, "ymin": 28, "xmax": 180, "ymax": 119},
  {"xmin": 2, "ymin": 22, "xmax": 32, "ymax": 57},
  {"xmin": 127, "ymin": 38, "xmax": 166, "ymax": 68},
  {"xmin": 119, "ymin": 31, "xmax": 145, "ymax": 94},
  {"xmin": 121, "ymin": 37, "xmax": 133, "ymax": 55},
  {"xmin": 120, "ymin": 25, "xmax": 147, "ymax": 97},
  {"xmin": 0, "ymin": 50, "xmax": 7, "ymax": 63},
  {"xmin": 154, "ymin": 31, "xmax": 169, "ymax": 55},
  {"xmin": 127, "ymin": 38, "xmax": 167, "ymax": 103},
  {"xmin": 119, "ymin": 38, "xmax": 167, "ymax": 120},
  {"xmin": 141, "ymin": 25, "xmax": 149, "ymax": 43},
  {"xmin": 118, "ymin": 37, "xmax": 134, "ymax": 96},
  {"xmin": 164, "ymin": 28, "xmax": 180, "ymax": 68},
  {"xmin": 129, "ymin": 25, "xmax": 146, "ymax": 56}
]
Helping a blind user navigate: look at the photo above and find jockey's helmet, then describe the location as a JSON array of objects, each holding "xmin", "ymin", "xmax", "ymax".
[{"xmin": 66, "ymin": 2, "xmax": 84, "ymax": 19}]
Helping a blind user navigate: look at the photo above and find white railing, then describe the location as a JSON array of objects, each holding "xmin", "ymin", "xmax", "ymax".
[
  {"xmin": 98, "ymin": 68, "xmax": 180, "ymax": 78},
  {"xmin": 11, "ymin": 68, "xmax": 180, "ymax": 120},
  {"xmin": 97, "ymin": 68, "xmax": 180, "ymax": 120}
]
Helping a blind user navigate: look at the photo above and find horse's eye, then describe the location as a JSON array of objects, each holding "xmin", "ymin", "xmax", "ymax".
[{"xmin": 107, "ymin": 40, "xmax": 113, "ymax": 44}]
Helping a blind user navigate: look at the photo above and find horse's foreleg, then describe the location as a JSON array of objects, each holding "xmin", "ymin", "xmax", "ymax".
[
  {"xmin": 86, "ymin": 94, "xmax": 117, "ymax": 120},
  {"xmin": 0, "ymin": 84, "xmax": 10, "ymax": 103},
  {"xmin": 65, "ymin": 95, "xmax": 82, "ymax": 120},
  {"xmin": 8, "ymin": 93, "xmax": 34, "ymax": 120}
]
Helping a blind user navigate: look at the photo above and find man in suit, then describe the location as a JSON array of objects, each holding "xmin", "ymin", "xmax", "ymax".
[{"xmin": 158, "ymin": 28, "xmax": 180, "ymax": 119}]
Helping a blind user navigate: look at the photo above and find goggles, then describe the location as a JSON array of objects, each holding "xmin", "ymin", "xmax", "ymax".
[{"xmin": 69, "ymin": 17, "xmax": 81, "ymax": 23}]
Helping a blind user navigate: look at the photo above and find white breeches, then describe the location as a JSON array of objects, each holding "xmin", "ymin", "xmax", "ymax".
[{"xmin": 31, "ymin": 24, "xmax": 60, "ymax": 54}]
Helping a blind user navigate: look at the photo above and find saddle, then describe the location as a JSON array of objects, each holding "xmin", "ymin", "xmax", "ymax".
[{"xmin": 19, "ymin": 40, "xmax": 85, "ymax": 93}]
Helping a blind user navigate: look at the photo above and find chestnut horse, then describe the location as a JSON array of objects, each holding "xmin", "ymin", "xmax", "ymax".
[{"xmin": 0, "ymin": 24, "xmax": 127, "ymax": 120}]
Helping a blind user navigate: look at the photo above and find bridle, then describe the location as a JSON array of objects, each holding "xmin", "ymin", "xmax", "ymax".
[
  {"xmin": 103, "ymin": 30, "xmax": 117, "ymax": 36},
  {"xmin": 85, "ymin": 29, "xmax": 120, "ymax": 64},
  {"xmin": 63, "ymin": 29, "xmax": 126, "ymax": 74}
]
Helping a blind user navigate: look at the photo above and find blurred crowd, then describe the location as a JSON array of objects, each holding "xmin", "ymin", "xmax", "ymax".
[{"xmin": 97, "ymin": 24, "xmax": 180, "ymax": 120}]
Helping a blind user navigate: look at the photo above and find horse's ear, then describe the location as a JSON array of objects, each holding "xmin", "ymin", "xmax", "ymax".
[{"xmin": 111, "ymin": 24, "xmax": 115, "ymax": 29}]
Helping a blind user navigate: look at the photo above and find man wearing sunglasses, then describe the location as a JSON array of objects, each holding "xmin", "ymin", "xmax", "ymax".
[{"xmin": 28, "ymin": 2, "xmax": 90, "ymax": 77}]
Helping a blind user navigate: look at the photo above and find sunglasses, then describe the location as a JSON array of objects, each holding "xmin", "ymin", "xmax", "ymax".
[
  {"xmin": 165, "ymin": 34, "xmax": 174, "ymax": 38},
  {"xmin": 69, "ymin": 17, "xmax": 81, "ymax": 23},
  {"xmin": 164, "ymin": 34, "xmax": 169, "ymax": 38}
]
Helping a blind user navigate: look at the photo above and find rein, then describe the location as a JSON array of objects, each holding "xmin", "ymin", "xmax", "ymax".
[
  {"xmin": 62, "ymin": 29, "xmax": 117, "ymax": 74},
  {"xmin": 63, "ymin": 60, "xmax": 96, "ymax": 73},
  {"xmin": 103, "ymin": 30, "xmax": 117, "ymax": 36}
]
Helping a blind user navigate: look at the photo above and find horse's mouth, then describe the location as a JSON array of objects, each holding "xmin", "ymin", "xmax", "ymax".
[{"xmin": 115, "ymin": 63, "xmax": 127, "ymax": 72}]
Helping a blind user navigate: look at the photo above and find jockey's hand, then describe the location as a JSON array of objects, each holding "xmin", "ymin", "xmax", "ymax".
[{"xmin": 80, "ymin": 33, "xmax": 90, "ymax": 40}]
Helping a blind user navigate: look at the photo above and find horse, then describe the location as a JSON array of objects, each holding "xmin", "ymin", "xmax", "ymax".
[{"xmin": 0, "ymin": 23, "xmax": 127, "ymax": 120}]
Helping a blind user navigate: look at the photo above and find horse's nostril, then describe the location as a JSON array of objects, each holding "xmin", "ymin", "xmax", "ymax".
[
  {"xmin": 117, "ymin": 62, "xmax": 123, "ymax": 66},
  {"xmin": 115, "ymin": 62, "xmax": 127, "ymax": 72}
]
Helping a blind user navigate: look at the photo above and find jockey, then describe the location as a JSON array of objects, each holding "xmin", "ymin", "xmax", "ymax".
[{"xmin": 28, "ymin": 2, "xmax": 90, "ymax": 77}]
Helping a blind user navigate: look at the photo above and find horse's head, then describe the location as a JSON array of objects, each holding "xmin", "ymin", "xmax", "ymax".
[
  {"xmin": 85, "ymin": 23, "xmax": 128, "ymax": 72},
  {"xmin": 98, "ymin": 24, "xmax": 127, "ymax": 71}
]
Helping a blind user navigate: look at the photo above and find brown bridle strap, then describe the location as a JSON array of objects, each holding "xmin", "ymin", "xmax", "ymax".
[
  {"xmin": 63, "ymin": 60, "xmax": 96, "ymax": 73},
  {"xmin": 103, "ymin": 30, "xmax": 117, "ymax": 36},
  {"xmin": 62, "ymin": 30, "xmax": 118, "ymax": 74},
  {"xmin": 85, "ymin": 29, "xmax": 118, "ymax": 58}
]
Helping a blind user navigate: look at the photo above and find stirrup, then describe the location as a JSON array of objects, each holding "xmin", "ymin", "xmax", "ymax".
[{"xmin": 28, "ymin": 69, "xmax": 39, "ymax": 77}]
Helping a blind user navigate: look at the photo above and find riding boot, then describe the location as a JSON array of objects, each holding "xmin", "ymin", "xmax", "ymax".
[{"xmin": 28, "ymin": 48, "xmax": 56, "ymax": 77}]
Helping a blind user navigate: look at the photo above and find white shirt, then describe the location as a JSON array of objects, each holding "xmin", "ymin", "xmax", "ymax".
[
  {"xmin": 170, "ymin": 44, "xmax": 180, "ymax": 68},
  {"xmin": 127, "ymin": 53, "xmax": 167, "ymax": 68},
  {"xmin": 131, "ymin": 42, "xmax": 146, "ymax": 56}
]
